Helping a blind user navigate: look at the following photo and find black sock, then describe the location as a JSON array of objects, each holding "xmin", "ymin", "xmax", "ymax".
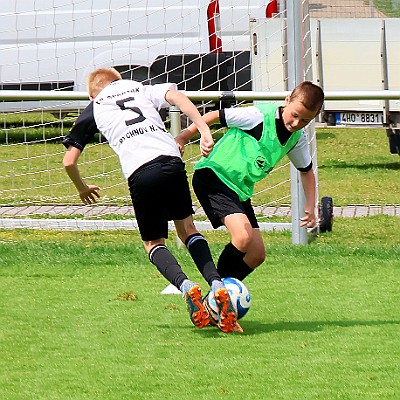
[
  {"xmin": 148, "ymin": 244, "xmax": 187, "ymax": 289},
  {"xmin": 185, "ymin": 233, "xmax": 220, "ymax": 286},
  {"xmin": 232, "ymin": 259, "xmax": 254, "ymax": 281},
  {"xmin": 217, "ymin": 242, "xmax": 254, "ymax": 281},
  {"xmin": 217, "ymin": 242, "xmax": 245, "ymax": 277}
]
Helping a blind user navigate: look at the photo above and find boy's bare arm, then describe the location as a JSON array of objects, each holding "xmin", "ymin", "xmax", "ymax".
[
  {"xmin": 175, "ymin": 110, "xmax": 220, "ymax": 156},
  {"xmin": 165, "ymin": 90, "xmax": 215, "ymax": 157},
  {"xmin": 63, "ymin": 146, "xmax": 100, "ymax": 204},
  {"xmin": 299, "ymin": 169, "xmax": 317, "ymax": 227}
]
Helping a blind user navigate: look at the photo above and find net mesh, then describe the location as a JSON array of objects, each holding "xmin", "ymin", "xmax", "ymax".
[{"xmin": 1, "ymin": 0, "xmax": 398, "ymax": 228}]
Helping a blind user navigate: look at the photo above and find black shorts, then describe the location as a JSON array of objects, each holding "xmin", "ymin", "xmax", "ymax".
[
  {"xmin": 128, "ymin": 156, "xmax": 194, "ymax": 241},
  {"xmin": 192, "ymin": 168, "xmax": 259, "ymax": 229}
]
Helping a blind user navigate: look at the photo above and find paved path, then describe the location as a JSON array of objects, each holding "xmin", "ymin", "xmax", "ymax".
[
  {"xmin": 0, "ymin": 204, "xmax": 398, "ymax": 231},
  {"xmin": 1, "ymin": 204, "xmax": 399, "ymax": 219},
  {"xmin": 0, "ymin": 204, "xmax": 399, "ymax": 219}
]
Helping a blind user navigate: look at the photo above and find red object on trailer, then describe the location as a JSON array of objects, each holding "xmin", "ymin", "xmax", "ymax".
[
  {"xmin": 207, "ymin": 0, "xmax": 222, "ymax": 52},
  {"xmin": 266, "ymin": 0, "xmax": 278, "ymax": 17}
]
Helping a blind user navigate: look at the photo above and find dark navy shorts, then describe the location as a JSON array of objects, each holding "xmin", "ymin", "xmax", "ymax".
[
  {"xmin": 128, "ymin": 156, "xmax": 194, "ymax": 241},
  {"xmin": 192, "ymin": 168, "xmax": 259, "ymax": 229}
]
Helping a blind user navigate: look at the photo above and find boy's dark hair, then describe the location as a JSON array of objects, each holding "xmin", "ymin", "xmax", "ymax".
[{"xmin": 290, "ymin": 81, "xmax": 325, "ymax": 113}]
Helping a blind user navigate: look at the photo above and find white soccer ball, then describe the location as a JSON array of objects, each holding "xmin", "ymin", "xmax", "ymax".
[{"xmin": 204, "ymin": 277, "xmax": 251, "ymax": 322}]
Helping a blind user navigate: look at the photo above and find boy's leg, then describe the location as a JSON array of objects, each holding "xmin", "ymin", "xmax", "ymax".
[
  {"xmin": 193, "ymin": 169, "xmax": 263, "ymax": 281},
  {"xmin": 148, "ymin": 243, "xmax": 209, "ymax": 328},
  {"xmin": 217, "ymin": 231, "xmax": 265, "ymax": 281},
  {"xmin": 217, "ymin": 214, "xmax": 256, "ymax": 280},
  {"xmin": 243, "ymin": 229, "xmax": 265, "ymax": 270},
  {"xmin": 129, "ymin": 157, "xmax": 209, "ymax": 328},
  {"xmin": 175, "ymin": 217, "xmax": 221, "ymax": 286},
  {"xmin": 175, "ymin": 218, "xmax": 242, "ymax": 333},
  {"xmin": 185, "ymin": 232, "xmax": 243, "ymax": 332},
  {"xmin": 217, "ymin": 242, "xmax": 250, "ymax": 280},
  {"xmin": 148, "ymin": 242, "xmax": 187, "ymax": 289}
]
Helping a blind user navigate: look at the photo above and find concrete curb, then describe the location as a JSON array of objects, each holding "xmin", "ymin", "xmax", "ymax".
[
  {"xmin": 1, "ymin": 204, "xmax": 399, "ymax": 219},
  {"xmin": 0, "ymin": 204, "xmax": 398, "ymax": 231}
]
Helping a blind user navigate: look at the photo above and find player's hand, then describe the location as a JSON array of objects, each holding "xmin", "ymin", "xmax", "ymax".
[
  {"xmin": 175, "ymin": 137, "xmax": 185, "ymax": 156},
  {"xmin": 79, "ymin": 185, "xmax": 101, "ymax": 205},
  {"xmin": 199, "ymin": 130, "xmax": 214, "ymax": 157},
  {"xmin": 300, "ymin": 210, "xmax": 316, "ymax": 228}
]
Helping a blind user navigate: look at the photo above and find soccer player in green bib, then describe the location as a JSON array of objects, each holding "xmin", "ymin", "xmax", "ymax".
[{"xmin": 176, "ymin": 81, "xmax": 324, "ymax": 282}]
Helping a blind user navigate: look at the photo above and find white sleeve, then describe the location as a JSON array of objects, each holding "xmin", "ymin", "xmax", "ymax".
[
  {"xmin": 287, "ymin": 130, "xmax": 312, "ymax": 169},
  {"xmin": 142, "ymin": 83, "xmax": 178, "ymax": 110},
  {"xmin": 223, "ymin": 106, "xmax": 264, "ymax": 130}
]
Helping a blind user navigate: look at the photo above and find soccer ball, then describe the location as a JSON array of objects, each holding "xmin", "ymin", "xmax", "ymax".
[{"xmin": 204, "ymin": 277, "xmax": 251, "ymax": 323}]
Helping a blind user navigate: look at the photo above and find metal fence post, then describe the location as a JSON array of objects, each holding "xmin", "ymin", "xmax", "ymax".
[{"xmin": 169, "ymin": 106, "xmax": 182, "ymax": 138}]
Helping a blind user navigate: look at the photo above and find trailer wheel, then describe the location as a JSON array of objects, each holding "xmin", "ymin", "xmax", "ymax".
[
  {"xmin": 387, "ymin": 128, "xmax": 400, "ymax": 155},
  {"xmin": 319, "ymin": 196, "xmax": 333, "ymax": 232}
]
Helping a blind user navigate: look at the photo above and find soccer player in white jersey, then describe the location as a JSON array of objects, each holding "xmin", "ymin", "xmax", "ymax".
[
  {"xmin": 176, "ymin": 81, "xmax": 324, "ymax": 282},
  {"xmin": 62, "ymin": 68, "xmax": 242, "ymax": 333}
]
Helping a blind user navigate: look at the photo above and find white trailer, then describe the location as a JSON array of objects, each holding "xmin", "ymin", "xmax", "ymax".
[
  {"xmin": 0, "ymin": 0, "xmax": 269, "ymax": 113},
  {"xmin": 250, "ymin": 17, "xmax": 400, "ymax": 154}
]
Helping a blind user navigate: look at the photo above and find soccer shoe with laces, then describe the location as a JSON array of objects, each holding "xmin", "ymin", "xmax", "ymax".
[
  {"xmin": 211, "ymin": 282, "xmax": 243, "ymax": 333},
  {"xmin": 182, "ymin": 282, "xmax": 210, "ymax": 328}
]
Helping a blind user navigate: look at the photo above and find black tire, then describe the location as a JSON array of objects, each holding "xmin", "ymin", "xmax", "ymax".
[
  {"xmin": 386, "ymin": 128, "xmax": 400, "ymax": 155},
  {"xmin": 319, "ymin": 196, "xmax": 333, "ymax": 232}
]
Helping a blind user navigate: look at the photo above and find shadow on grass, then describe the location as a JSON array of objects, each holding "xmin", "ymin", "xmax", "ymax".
[
  {"xmin": 319, "ymin": 162, "xmax": 400, "ymax": 170},
  {"xmin": 240, "ymin": 319, "xmax": 400, "ymax": 335},
  {"xmin": 316, "ymin": 131, "xmax": 337, "ymax": 140},
  {"xmin": 162, "ymin": 319, "xmax": 400, "ymax": 336},
  {"xmin": 158, "ymin": 320, "xmax": 400, "ymax": 337}
]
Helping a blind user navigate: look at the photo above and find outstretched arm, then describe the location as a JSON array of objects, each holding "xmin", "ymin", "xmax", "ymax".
[
  {"xmin": 299, "ymin": 168, "xmax": 317, "ymax": 228},
  {"xmin": 165, "ymin": 90, "xmax": 214, "ymax": 157},
  {"xmin": 63, "ymin": 146, "xmax": 100, "ymax": 204},
  {"xmin": 175, "ymin": 110, "xmax": 220, "ymax": 156}
]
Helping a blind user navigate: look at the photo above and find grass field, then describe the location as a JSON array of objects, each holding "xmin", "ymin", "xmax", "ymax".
[
  {"xmin": 1, "ymin": 116, "xmax": 399, "ymax": 398},
  {"xmin": 0, "ymin": 215, "xmax": 399, "ymax": 399}
]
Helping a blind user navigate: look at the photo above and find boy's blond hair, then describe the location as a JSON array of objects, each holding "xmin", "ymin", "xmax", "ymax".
[
  {"xmin": 289, "ymin": 81, "xmax": 324, "ymax": 114},
  {"xmin": 86, "ymin": 68, "xmax": 122, "ymax": 99}
]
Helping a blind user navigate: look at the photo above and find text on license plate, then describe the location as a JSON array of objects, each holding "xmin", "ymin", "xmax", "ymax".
[{"xmin": 336, "ymin": 112, "xmax": 383, "ymax": 125}]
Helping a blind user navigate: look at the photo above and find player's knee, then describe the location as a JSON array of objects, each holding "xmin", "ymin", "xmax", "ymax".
[
  {"xmin": 253, "ymin": 250, "xmax": 266, "ymax": 267},
  {"xmin": 244, "ymin": 245, "xmax": 266, "ymax": 268},
  {"xmin": 233, "ymin": 230, "xmax": 253, "ymax": 252},
  {"xmin": 246, "ymin": 254, "xmax": 265, "ymax": 271}
]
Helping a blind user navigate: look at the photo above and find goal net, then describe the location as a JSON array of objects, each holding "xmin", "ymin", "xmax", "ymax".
[{"xmin": 1, "ymin": 0, "xmax": 394, "ymax": 235}]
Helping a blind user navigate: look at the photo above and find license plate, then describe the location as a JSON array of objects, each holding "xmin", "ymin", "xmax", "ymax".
[{"xmin": 336, "ymin": 112, "xmax": 384, "ymax": 125}]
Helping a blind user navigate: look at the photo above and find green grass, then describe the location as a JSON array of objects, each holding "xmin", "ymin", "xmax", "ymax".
[
  {"xmin": 373, "ymin": 0, "xmax": 400, "ymax": 17},
  {"xmin": 316, "ymin": 128, "xmax": 400, "ymax": 205},
  {"xmin": 1, "ymin": 215, "xmax": 399, "ymax": 399}
]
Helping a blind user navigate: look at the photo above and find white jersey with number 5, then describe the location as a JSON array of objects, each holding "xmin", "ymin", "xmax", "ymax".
[
  {"xmin": 93, "ymin": 80, "xmax": 181, "ymax": 178},
  {"xmin": 65, "ymin": 79, "xmax": 181, "ymax": 180}
]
